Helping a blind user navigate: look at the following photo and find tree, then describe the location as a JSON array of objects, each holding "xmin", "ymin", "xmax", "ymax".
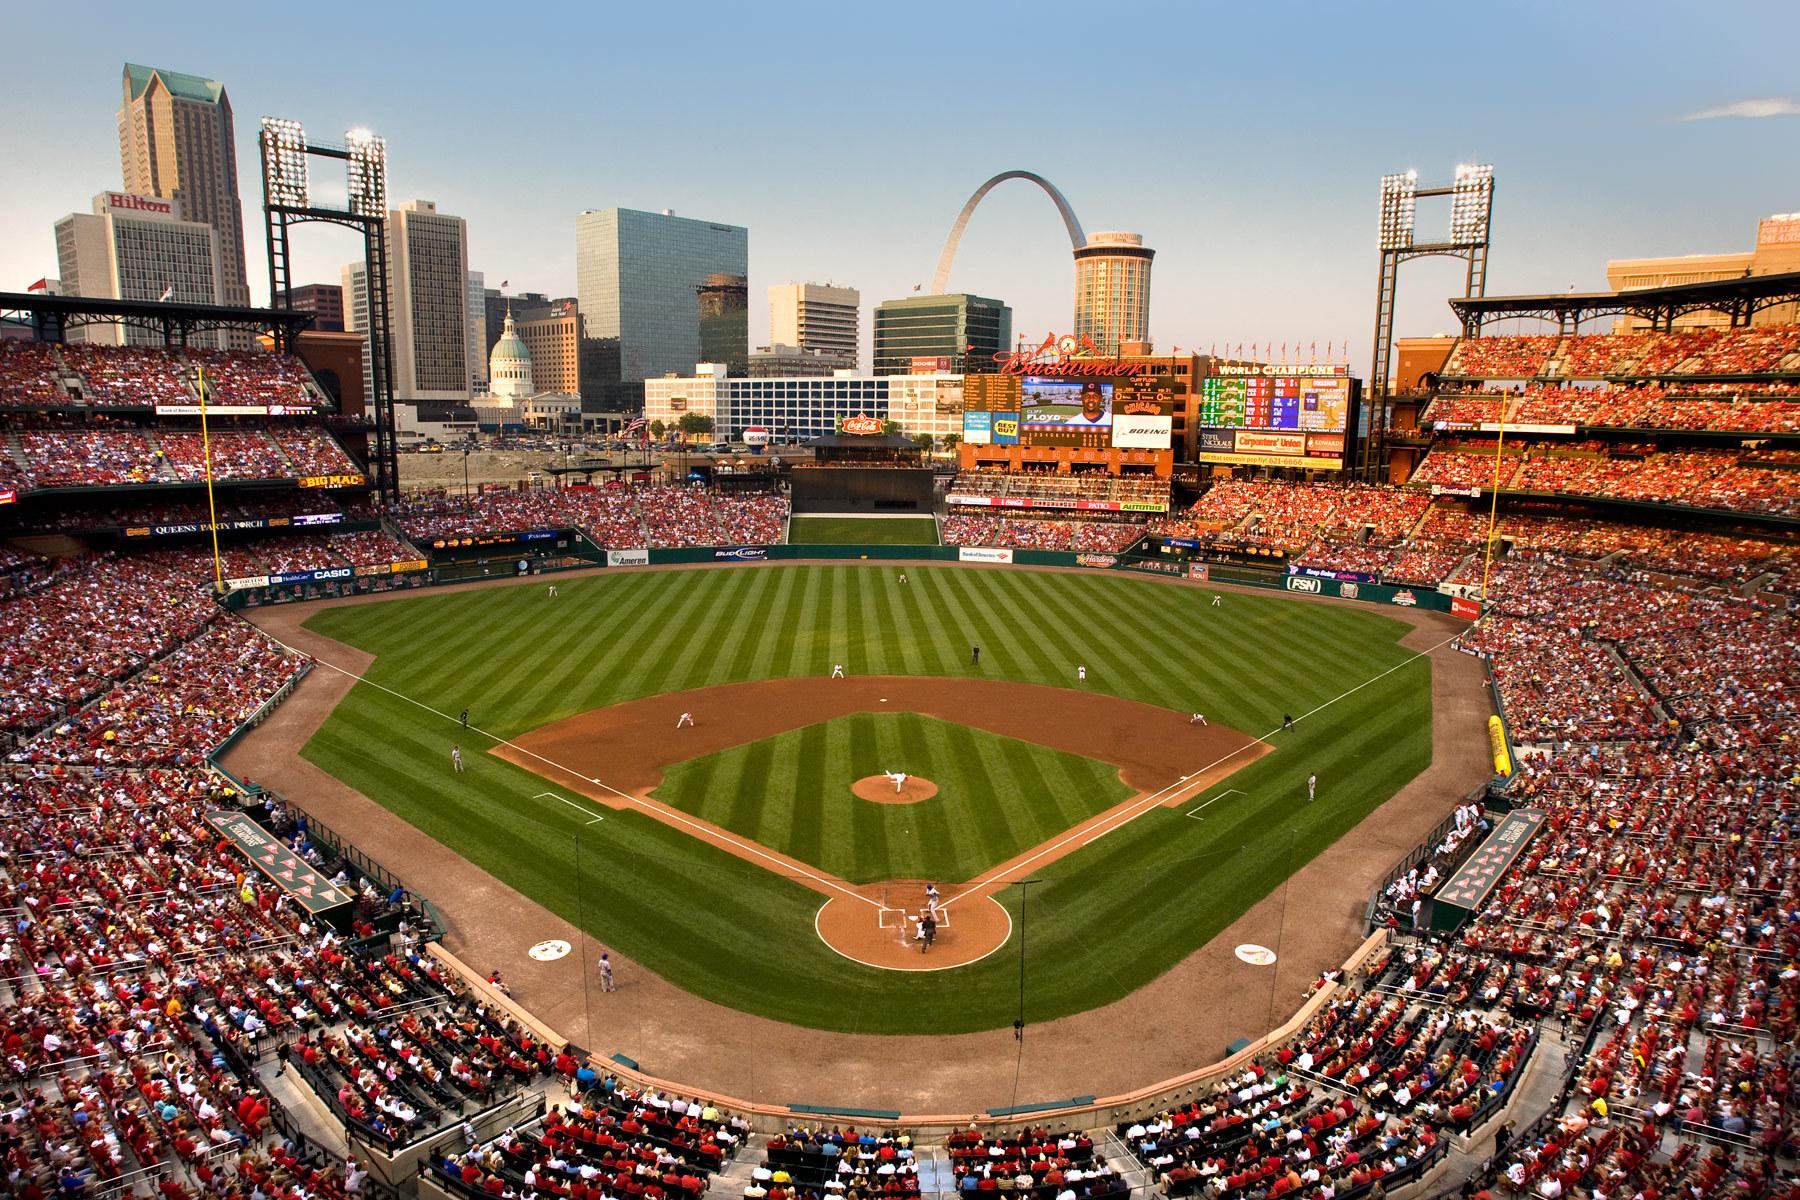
[
  {"xmin": 941, "ymin": 433, "xmax": 961, "ymax": 449},
  {"xmin": 883, "ymin": 419, "xmax": 902, "ymax": 437},
  {"xmin": 678, "ymin": 412, "xmax": 715, "ymax": 437},
  {"xmin": 650, "ymin": 419, "xmax": 666, "ymax": 439},
  {"xmin": 912, "ymin": 433, "xmax": 935, "ymax": 450}
]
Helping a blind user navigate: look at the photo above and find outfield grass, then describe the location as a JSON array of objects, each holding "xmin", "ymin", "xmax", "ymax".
[
  {"xmin": 788, "ymin": 516, "xmax": 939, "ymax": 545},
  {"xmin": 653, "ymin": 712, "xmax": 1133, "ymax": 884},
  {"xmin": 301, "ymin": 564, "xmax": 1432, "ymax": 1035}
]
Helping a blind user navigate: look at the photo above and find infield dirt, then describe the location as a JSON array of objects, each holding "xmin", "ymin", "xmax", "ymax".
[{"xmin": 231, "ymin": 564, "xmax": 1493, "ymax": 1111}]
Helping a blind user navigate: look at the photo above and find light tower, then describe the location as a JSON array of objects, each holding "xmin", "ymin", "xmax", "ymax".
[
  {"xmin": 259, "ymin": 118, "xmax": 400, "ymax": 502},
  {"xmin": 1365, "ymin": 163, "xmax": 1495, "ymax": 478}
]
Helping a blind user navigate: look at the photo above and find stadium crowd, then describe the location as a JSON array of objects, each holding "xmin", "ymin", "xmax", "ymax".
[
  {"xmin": 393, "ymin": 485, "xmax": 788, "ymax": 548},
  {"xmin": 1439, "ymin": 325, "xmax": 1800, "ymax": 381},
  {"xmin": 0, "ymin": 342, "xmax": 327, "ymax": 411}
]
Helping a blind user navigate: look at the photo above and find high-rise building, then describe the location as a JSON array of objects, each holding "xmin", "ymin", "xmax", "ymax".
[
  {"xmin": 485, "ymin": 290, "xmax": 552, "ymax": 356},
  {"xmin": 285, "ymin": 283, "xmax": 345, "ymax": 331},
  {"xmin": 769, "ymin": 282, "xmax": 859, "ymax": 367},
  {"xmin": 341, "ymin": 261, "xmax": 374, "ymax": 401},
  {"xmin": 517, "ymin": 301, "xmax": 580, "ymax": 394},
  {"xmin": 54, "ymin": 191, "xmax": 221, "ymax": 346},
  {"xmin": 872, "ymin": 293, "xmax": 1011, "ymax": 376},
  {"xmin": 116, "ymin": 65, "xmax": 250, "ymax": 322},
  {"xmin": 467, "ymin": 270, "xmax": 488, "ymax": 395},
  {"xmin": 574, "ymin": 207, "xmax": 748, "ymax": 409},
  {"xmin": 384, "ymin": 199, "xmax": 470, "ymax": 400},
  {"xmin": 1073, "ymin": 231, "xmax": 1154, "ymax": 355},
  {"xmin": 697, "ymin": 273, "xmax": 749, "ymax": 375}
]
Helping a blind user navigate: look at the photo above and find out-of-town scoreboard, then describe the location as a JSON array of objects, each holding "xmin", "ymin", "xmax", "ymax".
[{"xmin": 1198, "ymin": 364, "xmax": 1358, "ymax": 470}]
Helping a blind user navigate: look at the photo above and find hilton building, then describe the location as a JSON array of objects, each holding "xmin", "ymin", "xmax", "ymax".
[{"xmin": 53, "ymin": 191, "xmax": 222, "ymax": 346}]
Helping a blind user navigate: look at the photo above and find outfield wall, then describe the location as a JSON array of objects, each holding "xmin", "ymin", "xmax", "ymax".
[{"xmin": 218, "ymin": 540, "xmax": 1465, "ymax": 616}]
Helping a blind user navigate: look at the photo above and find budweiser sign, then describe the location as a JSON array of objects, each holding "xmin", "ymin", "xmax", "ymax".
[
  {"xmin": 840, "ymin": 415, "xmax": 884, "ymax": 435},
  {"xmin": 994, "ymin": 333, "xmax": 1146, "ymax": 378}
]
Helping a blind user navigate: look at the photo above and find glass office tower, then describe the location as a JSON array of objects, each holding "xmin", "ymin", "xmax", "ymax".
[
  {"xmin": 871, "ymin": 293, "xmax": 1012, "ymax": 376},
  {"xmin": 575, "ymin": 208, "xmax": 749, "ymax": 411}
]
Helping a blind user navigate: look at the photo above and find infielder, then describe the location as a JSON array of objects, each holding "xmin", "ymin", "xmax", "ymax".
[
  {"xmin": 676, "ymin": 712, "xmax": 695, "ymax": 729},
  {"xmin": 831, "ymin": 663, "xmax": 845, "ymax": 678},
  {"xmin": 1190, "ymin": 712, "xmax": 1208, "ymax": 726}
]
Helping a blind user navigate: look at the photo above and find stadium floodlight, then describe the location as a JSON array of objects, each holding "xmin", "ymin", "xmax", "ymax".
[
  {"xmin": 1378, "ymin": 170, "xmax": 1417, "ymax": 251},
  {"xmin": 1450, "ymin": 163, "xmax": 1494, "ymax": 245},
  {"xmin": 345, "ymin": 128, "xmax": 388, "ymax": 218},
  {"xmin": 259, "ymin": 118, "xmax": 310, "ymax": 208}
]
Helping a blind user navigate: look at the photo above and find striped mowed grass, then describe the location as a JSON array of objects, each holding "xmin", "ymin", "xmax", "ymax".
[{"xmin": 300, "ymin": 564, "xmax": 1432, "ymax": 1033}]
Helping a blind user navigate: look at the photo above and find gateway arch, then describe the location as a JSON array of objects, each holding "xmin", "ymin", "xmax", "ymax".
[{"xmin": 930, "ymin": 171, "xmax": 1086, "ymax": 294}]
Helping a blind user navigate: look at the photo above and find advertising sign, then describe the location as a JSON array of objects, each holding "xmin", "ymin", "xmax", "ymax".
[
  {"xmin": 962, "ymin": 410, "xmax": 993, "ymax": 445},
  {"xmin": 1451, "ymin": 596, "xmax": 1482, "ymax": 620},
  {"xmin": 713, "ymin": 547, "xmax": 768, "ymax": 561},
  {"xmin": 743, "ymin": 427, "xmax": 771, "ymax": 446},
  {"xmin": 1285, "ymin": 575, "xmax": 1323, "ymax": 593},
  {"xmin": 1187, "ymin": 563, "xmax": 1210, "ymax": 582},
  {"xmin": 206, "ymin": 811, "xmax": 352, "ymax": 913},
  {"xmin": 607, "ymin": 549, "xmax": 651, "ymax": 567},
  {"xmin": 839, "ymin": 415, "xmax": 884, "ymax": 436},
  {"xmin": 1111, "ymin": 413, "xmax": 1173, "ymax": 449},
  {"xmin": 1075, "ymin": 553, "xmax": 1119, "ymax": 568},
  {"xmin": 297, "ymin": 474, "xmax": 369, "ymax": 489},
  {"xmin": 992, "ymin": 414, "xmax": 1020, "ymax": 445},
  {"xmin": 958, "ymin": 546, "xmax": 1014, "ymax": 564},
  {"xmin": 1289, "ymin": 565, "xmax": 1378, "ymax": 584},
  {"xmin": 270, "ymin": 566, "xmax": 353, "ymax": 586}
]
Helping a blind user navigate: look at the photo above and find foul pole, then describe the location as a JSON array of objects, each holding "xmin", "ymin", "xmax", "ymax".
[{"xmin": 197, "ymin": 368, "xmax": 224, "ymax": 594}]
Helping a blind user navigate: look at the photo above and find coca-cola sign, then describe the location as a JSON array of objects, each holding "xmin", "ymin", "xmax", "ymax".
[{"xmin": 839, "ymin": 415, "xmax": 884, "ymax": 435}]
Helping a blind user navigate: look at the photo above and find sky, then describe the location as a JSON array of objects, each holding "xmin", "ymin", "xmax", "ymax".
[{"xmin": 3, "ymin": 0, "xmax": 1797, "ymax": 374}]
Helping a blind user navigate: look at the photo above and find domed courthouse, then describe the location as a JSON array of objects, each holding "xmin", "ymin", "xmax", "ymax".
[{"xmin": 471, "ymin": 306, "xmax": 582, "ymax": 432}]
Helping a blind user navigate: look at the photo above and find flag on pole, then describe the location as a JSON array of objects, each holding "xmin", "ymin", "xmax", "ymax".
[{"xmin": 157, "ymin": 284, "xmax": 174, "ymax": 302}]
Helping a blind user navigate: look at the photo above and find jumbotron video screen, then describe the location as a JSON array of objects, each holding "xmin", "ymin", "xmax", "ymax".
[{"xmin": 1197, "ymin": 365, "xmax": 1358, "ymax": 469}]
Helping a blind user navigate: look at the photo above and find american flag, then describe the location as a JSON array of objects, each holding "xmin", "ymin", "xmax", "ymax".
[{"xmin": 622, "ymin": 414, "xmax": 648, "ymax": 438}]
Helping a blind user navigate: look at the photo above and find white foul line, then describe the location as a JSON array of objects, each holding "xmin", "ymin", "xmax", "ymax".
[{"xmin": 256, "ymin": 631, "xmax": 884, "ymax": 910}]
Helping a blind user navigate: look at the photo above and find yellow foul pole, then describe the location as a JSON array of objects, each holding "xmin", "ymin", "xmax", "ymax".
[
  {"xmin": 1479, "ymin": 396, "xmax": 1507, "ymax": 604},
  {"xmin": 198, "ymin": 367, "xmax": 224, "ymax": 594}
]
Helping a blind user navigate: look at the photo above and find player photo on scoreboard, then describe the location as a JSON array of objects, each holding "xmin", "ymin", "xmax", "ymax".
[{"xmin": 1021, "ymin": 377, "xmax": 1113, "ymax": 428}]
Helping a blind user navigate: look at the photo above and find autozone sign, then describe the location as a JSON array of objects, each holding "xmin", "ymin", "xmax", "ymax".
[{"xmin": 840, "ymin": 415, "xmax": 884, "ymax": 435}]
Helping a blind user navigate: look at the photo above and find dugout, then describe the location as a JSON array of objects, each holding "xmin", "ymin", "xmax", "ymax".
[{"xmin": 790, "ymin": 434, "xmax": 933, "ymax": 513}]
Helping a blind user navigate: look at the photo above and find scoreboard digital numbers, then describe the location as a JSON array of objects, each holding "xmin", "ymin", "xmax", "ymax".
[{"xmin": 1198, "ymin": 366, "xmax": 1357, "ymax": 469}]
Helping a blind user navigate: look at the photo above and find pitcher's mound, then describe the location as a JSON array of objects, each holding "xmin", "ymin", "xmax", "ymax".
[{"xmin": 852, "ymin": 775, "xmax": 938, "ymax": 804}]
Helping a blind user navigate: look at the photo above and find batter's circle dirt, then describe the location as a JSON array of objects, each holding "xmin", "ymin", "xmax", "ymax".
[
  {"xmin": 851, "ymin": 775, "xmax": 939, "ymax": 804},
  {"xmin": 815, "ymin": 879, "xmax": 1011, "ymax": 970}
]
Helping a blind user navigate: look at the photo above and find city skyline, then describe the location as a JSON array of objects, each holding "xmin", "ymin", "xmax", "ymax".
[{"xmin": 1, "ymin": 0, "xmax": 1796, "ymax": 378}]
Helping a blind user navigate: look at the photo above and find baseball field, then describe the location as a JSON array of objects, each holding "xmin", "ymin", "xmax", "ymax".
[{"xmin": 295, "ymin": 563, "xmax": 1433, "ymax": 1035}]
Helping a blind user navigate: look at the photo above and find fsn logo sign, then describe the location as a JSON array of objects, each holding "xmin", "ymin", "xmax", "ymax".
[{"xmin": 1285, "ymin": 576, "xmax": 1322, "ymax": 594}]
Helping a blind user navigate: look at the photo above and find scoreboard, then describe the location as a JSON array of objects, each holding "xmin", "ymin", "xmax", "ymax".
[{"xmin": 1198, "ymin": 366, "xmax": 1357, "ymax": 470}]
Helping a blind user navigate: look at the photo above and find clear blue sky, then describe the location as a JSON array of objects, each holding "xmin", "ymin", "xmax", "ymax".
[{"xmin": 3, "ymin": 0, "xmax": 1795, "ymax": 372}]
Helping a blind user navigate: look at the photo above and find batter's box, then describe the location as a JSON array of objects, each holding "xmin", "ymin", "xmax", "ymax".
[
  {"xmin": 1187, "ymin": 789, "xmax": 1246, "ymax": 820},
  {"xmin": 877, "ymin": 907, "xmax": 908, "ymax": 929}
]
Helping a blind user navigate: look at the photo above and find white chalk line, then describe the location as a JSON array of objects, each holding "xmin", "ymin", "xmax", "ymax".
[
  {"xmin": 1187, "ymin": 789, "xmax": 1246, "ymax": 819},
  {"xmin": 944, "ymin": 629, "xmax": 1462, "ymax": 912},
  {"xmin": 267, "ymin": 622, "xmax": 1459, "ymax": 925},
  {"xmin": 258, "ymin": 632, "xmax": 883, "ymax": 910}
]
